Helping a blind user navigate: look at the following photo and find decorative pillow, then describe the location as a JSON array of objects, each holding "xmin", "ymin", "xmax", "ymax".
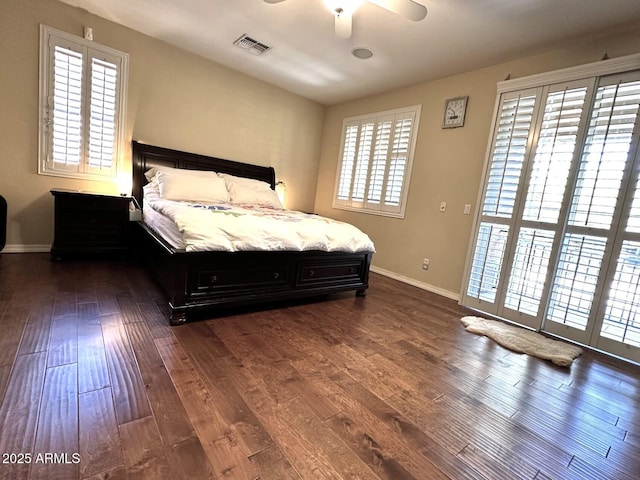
[
  {"xmin": 221, "ymin": 174, "xmax": 283, "ymax": 209},
  {"xmin": 156, "ymin": 170, "xmax": 230, "ymax": 203}
]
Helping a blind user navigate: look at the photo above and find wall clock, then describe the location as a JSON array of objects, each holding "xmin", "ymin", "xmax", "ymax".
[{"xmin": 443, "ymin": 96, "xmax": 468, "ymax": 128}]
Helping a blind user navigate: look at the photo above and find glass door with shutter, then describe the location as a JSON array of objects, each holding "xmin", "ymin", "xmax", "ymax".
[{"xmin": 462, "ymin": 70, "xmax": 640, "ymax": 363}]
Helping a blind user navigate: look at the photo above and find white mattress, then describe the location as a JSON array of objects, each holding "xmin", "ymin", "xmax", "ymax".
[
  {"xmin": 142, "ymin": 204, "xmax": 186, "ymax": 249},
  {"xmin": 142, "ymin": 192, "xmax": 375, "ymax": 254}
]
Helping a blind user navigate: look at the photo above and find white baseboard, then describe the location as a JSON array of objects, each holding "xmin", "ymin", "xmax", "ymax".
[
  {"xmin": 370, "ymin": 265, "xmax": 460, "ymax": 302},
  {"xmin": 1, "ymin": 244, "xmax": 51, "ymax": 254}
]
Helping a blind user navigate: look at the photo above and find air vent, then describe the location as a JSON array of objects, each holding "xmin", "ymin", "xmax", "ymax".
[{"xmin": 233, "ymin": 34, "xmax": 271, "ymax": 56}]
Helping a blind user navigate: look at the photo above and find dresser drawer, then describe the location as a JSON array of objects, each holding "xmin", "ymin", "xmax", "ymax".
[
  {"xmin": 56, "ymin": 194, "xmax": 127, "ymax": 213},
  {"xmin": 58, "ymin": 210, "xmax": 126, "ymax": 231}
]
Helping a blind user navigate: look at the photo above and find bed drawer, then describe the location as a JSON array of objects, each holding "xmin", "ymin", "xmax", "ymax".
[
  {"xmin": 297, "ymin": 257, "xmax": 365, "ymax": 287},
  {"xmin": 191, "ymin": 265, "xmax": 291, "ymax": 293}
]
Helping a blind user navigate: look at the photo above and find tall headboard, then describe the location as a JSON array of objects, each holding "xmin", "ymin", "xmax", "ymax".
[{"xmin": 132, "ymin": 141, "xmax": 277, "ymax": 207}]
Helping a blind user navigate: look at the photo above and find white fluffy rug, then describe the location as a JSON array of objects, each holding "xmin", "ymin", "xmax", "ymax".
[{"xmin": 460, "ymin": 316, "xmax": 583, "ymax": 367}]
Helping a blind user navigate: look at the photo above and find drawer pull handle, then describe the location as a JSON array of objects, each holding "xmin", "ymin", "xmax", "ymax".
[
  {"xmin": 210, "ymin": 275, "xmax": 218, "ymax": 283},
  {"xmin": 349, "ymin": 267, "xmax": 355, "ymax": 274},
  {"xmin": 273, "ymin": 272, "xmax": 279, "ymax": 279},
  {"xmin": 309, "ymin": 270, "xmax": 315, "ymax": 277}
]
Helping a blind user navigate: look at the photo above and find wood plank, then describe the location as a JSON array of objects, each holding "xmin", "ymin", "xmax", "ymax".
[
  {"xmin": 47, "ymin": 314, "xmax": 78, "ymax": 367},
  {"xmin": 155, "ymin": 335, "xmax": 259, "ymax": 480},
  {"xmin": 212, "ymin": 318, "xmax": 334, "ymax": 414},
  {"xmin": 30, "ymin": 363, "xmax": 79, "ymax": 480},
  {"xmin": 248, "ymin": 444, "xmax": 300, "ymax": 480},
  {"xmin": 457, "ymin": 443, "xmax": 530, "ymax": 480},
  {"xmin": 53, "ymin": 292, "xmax": 77, "ymax": 318},
  {"xmin": 100, "ymin": 313, "xmax": 151, "ymax": 424},
  {"xmin": 137, "ymin": 301, "xmax": 172, "ymax": 339},
  {"xmin": 327, "ymin": 369, "xmax": 480, "ymax": 480},
  {"xmin": 119, "ymin": 416, "xmax": 173, "ymax": 479},
  {"xmin": 0, "ymin": 303, "xmax": 29, "ymax": 367},
  {"xmin": 165, "ymin": 436, "xmax": 216, "ymax": 480},
  {"xmin": 274, "ymin": 395, "xmax": 381, "ymax": 480},
  {"xmin": 18, "ymin": 303, "xmax": 53, "ymax": 355},
  {"xmin": 77, "ymin": 302, "xmax": 100, "ymax": 325},
  {"xmin": 0, "ymin": 365, "xmax": 10, "ymax": 405},
  {"xmin": 0, "ymin": 352, "xmax": 47, "ymax": 480},
  {"xmin": 116, "ymin": 292, "xmax": 145, "ymax": 324},
  {"xmin": 78, "ymin": 387, "xmax": 124, "ymax": 478},
  {"xmin": 138, "ymin": 363, "xmax": 196, "ymax": 447},
  {"xmin": 83, "ymin": 465, "xmax": 128, "ymax": 480},
  {"xmin": 77, "ymin": 320, "xmax": 110, "ymax": 394},
  {"xmin": 124, "ymin": 321, "xmax": 164, "ymax": 375},
  {"xmin": 171, "ymin": 321, "xmax": 275, "ymax": 454}
]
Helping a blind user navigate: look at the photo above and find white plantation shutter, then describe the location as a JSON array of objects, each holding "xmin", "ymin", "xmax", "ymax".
[
  {"xmin": 334, "ymin": 105, "xmax": 421, "ymax": 217},
  {"xmin": 337, "ymin": 124, "xmax": 359, "ymax": 200},
  {"xmin": 465, "ymin": 90, "xmax": 539, "ymax": 311},
  {"xmin": 39, "ymin": 25, "xmax": 128, "ymax": 180},
  {"xmin": 352, "ymin": 123, "xmax": 374, "ymax": 201},
  {"xmin": 523, "ymin": 87, "xmax": 587, "ymax": 224},
  {"xmin": 462, "ymin": 56, "xmax": 640, "ymax": 362},
  {"xmin": 368, "ymin": 120, "xmax": 392, "ymax": 204},
  {"xmin": 88, "ymin": 57, "xmax": 118, "ymax": 170},
  {"xmin": 385, "ymin": 115, "xmax": 413, "ymax": 207},
  {"xmin": 482, "ymin": 93, "xmax": 537, "ymax": 218},
  {"xmin": 51, "ymin": 46, "xmax": 83, "ymax": 169},
  {"xmin": 503, "ymin": 83, "xmax": 590, "ymax": 319},
  {"xmin": 466, "ymin": 223, "xmax": 510, "ymax": 303}
]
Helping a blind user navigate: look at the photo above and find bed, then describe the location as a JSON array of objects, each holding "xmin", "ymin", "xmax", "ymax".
[{"xmin": 132, "ymin": 141, "xmax": 374, "ymax": 325}]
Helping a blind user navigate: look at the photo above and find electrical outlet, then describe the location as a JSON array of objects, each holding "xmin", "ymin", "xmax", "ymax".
[
  {"xmin": 464, "ymin": 204, "xmax": 471, "ymax": 215},
  {"xmin": 422, "ymin": 258, "xmax": 430, "ymax": 270}
]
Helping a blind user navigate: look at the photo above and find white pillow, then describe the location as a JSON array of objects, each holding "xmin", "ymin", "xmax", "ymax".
[
  {"xmin": 156, "ymin": 170, "xmax": 230, "ymax": 203},
  {"xmin": 221, "ymin": 174, "xmax": 283, "ymax": 209},
  {"xmin": 144, "ymin": 165, "xmax": 218, "ymax": 182},
  {"xmin": 142, "ymin": 182, "xmax": 161, "ymax": 202}
]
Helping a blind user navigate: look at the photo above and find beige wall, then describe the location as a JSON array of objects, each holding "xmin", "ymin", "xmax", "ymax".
[
  {"xmin": 315, "ymin": 23, "xmax": 640, "ymax": 298},
  {"xmin": 0, "ymin": 0, "xmax": 325, "ymax": 249}
]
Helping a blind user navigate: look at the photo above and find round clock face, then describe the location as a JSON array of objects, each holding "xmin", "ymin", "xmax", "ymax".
[{"xmin": 444, "ymin": 97, "xmax": 468, "ymax": 128}]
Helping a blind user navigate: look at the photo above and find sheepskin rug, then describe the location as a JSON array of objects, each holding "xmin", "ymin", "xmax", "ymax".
[{"xmin": 460, "ymin": 316, "xmax": 583, "ymax": 367}]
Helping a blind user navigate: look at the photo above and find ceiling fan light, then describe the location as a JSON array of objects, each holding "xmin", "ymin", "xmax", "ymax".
[{"xmin": 323, "ymin": 0, "xmax": 365, "ymax": 15}]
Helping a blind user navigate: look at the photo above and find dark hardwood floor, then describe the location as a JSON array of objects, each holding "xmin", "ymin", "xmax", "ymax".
[{"xmin": 0, "ymin": 253, "xmax": 639, "ymax": 479}]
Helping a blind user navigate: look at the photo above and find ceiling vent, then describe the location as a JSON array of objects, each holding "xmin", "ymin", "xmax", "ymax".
[{"xmin": 233, "ymin": 34, "xmax": 271, "ymax": 56}]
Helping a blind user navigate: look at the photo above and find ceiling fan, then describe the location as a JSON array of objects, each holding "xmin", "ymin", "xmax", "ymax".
[{"xmin": 263, "ymin": 0, "xmax": 427, "ymax": 39}]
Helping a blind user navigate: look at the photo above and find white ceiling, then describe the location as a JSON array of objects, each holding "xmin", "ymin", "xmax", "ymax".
[{"xmin": 58, "ymin": 0, "xmax": 640, "ymax": 105}]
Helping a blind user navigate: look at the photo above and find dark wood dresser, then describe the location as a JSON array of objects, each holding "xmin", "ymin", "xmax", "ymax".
[{"xmin": 50, "ymin": 189, "xmax": 132, "ymax": 260}]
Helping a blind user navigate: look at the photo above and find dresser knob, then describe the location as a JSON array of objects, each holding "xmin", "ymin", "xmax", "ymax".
[
  {"xmin": 309, "ymin": 270, "xmax": 315, "ymax": 277},
  {"xmin": 273, "ymin": 272, "xmax": 279, "ymax": 279},
  {"xmin": 349, "ymin": 267, "xmax": 355, "ymax": 274},
  {"xmin": 211, "ymin": 275, "xmax": 218, "ymax": 283}
]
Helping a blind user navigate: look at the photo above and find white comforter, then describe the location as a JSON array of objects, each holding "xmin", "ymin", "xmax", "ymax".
[{"xmin": 145, "ymin": 198, "xmax": 375, "ymax": 253}]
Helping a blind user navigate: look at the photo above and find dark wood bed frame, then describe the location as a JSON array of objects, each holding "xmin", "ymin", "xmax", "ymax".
[{"xmin": 132, "ymin": 141, "xmax": 372, "ymax": 325}]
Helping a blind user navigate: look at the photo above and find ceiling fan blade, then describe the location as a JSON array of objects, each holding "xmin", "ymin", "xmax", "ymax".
[
  {"xmin": 367, "ymin": 0, "xmax": 427, "ymax": 21},
  {"xmin": 263, "ymin": 0, "xmax": 286, "ymax": 3},
  {"xmin": 335, "ymin": 12, "xmax": 352, "ymax": 39}
]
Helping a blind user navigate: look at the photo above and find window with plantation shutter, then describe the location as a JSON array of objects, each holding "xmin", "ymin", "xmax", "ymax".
[
  {"xmin": 39, "ymin": 25, "xmax": 128, "ymax": 180},
  {"xmin": 461, "ymin": 54, "xmax": 640, "ymax": 364},
  {"xmin": 333, "ymin": 105, "xmax": 421, "ymax": 217}
]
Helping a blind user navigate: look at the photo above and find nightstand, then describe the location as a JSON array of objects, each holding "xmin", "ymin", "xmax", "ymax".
[{"xmin": 50, "ymin": 189, "xmax": 132, "ymax": 260}]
